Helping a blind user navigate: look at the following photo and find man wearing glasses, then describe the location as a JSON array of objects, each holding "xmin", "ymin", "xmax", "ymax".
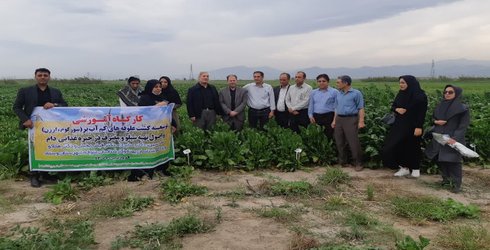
[
  {"xmin": 308, "ymin": 74, "xmax": 338, "ymax": 139},
  {"xmin": 13, "ymin": 68, "xmax": 68, "ymax": 187}
]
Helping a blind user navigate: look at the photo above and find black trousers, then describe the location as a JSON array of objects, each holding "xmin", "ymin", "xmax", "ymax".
[
  {"xmin": 248, "ymin": 108, "xmax": 270, "ymax": 130},
  {"xmin": 313, "ymin": 112, "xmax": 335, "ymax": 139},
  {"xmin": 275, "ymin": 110, "xmax": 289, "ymax": 128},
  {"xmin": 289, "ymin": 109, "xmax": 310, "ymax": 133},
  {"xmin": 382, "ymin": 126, "xmax": 422, "ymax": 170},
  {"xmin": 438, "ymin": 161, "xmax": 462, "ymax": 189}
]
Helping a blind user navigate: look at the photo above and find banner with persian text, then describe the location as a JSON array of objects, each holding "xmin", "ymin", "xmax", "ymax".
[{"xmin": 28, "ymin": 105, "xmax": 175, "ymax": 171}]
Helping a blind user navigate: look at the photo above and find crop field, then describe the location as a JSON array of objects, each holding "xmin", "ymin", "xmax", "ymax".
[{"xmin": 0, "ymin": 78, "xmax": 489, "ymax": 249}]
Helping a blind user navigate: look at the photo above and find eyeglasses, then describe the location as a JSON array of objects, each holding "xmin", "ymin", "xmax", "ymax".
[
  {"xmin": 36, "ymin": 74, "xmax": 50, "ymax": 77},
  {"xmin": 317, "ymin": 80, "xmax": 328, "ymax": 82},
  {"xmin": 444, "ymin": 90, "xmax": 454, "ymax": 94}
]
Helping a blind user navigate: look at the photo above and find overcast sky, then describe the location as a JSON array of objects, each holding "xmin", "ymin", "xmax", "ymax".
[{"xmin": 1, "ymin": 0, "xmax": 489, "ymax": 79}]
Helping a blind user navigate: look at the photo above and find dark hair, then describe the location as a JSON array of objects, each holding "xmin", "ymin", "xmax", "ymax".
[
  {"xmin": 127, "ymin": 76, "xmax": 140, "ymax": 84},
  {"xmin": 279, "ymin": 72, "xmax": 290, "ymax": 80},
  {"xmin": 338, "ymin": 75, "xmax": 352, "ymax": 85},
  {"xmin": 253, "ymin": 71, "xmax": 264, "ymax": 77},
  {"xmin": 316, "ymin": 74, "xmax": 330, "ymax": 82},
  {"xmin": 226, "ymin": 74, "xmax": 238, "ymax": 80},
  {"xmin": 35, "ymin": 68, "xmax": 51, "ymax": 75},
  {"xmin": 297, "ymin": 71, "xmax": 306, "ymax": 79}
]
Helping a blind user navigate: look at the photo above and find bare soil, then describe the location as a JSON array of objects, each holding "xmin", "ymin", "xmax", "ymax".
[{"xmin": 1, "ymin": 166, "xmax": 489, "ymax": 250}]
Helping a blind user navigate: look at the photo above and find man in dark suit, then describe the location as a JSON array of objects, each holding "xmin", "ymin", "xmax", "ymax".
[
  {"xmin": 219, "ymin": 74, "xmax": 248, "ymax": 131},
  {"xmin": 186, "ymin": 71, "xmax": 223, "ymax": 130},
  {"xmin": 12, "ymin": 68, "xmax": 68, "ymax": 187},
  {"xmin": 273, "ymin": 72, "xmax": 291, "ymax": 128}
]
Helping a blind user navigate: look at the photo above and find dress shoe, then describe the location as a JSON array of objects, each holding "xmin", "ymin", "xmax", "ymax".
[{"xmin": 30, "ymin": 176, "xmax": 41, "ymax": 188}]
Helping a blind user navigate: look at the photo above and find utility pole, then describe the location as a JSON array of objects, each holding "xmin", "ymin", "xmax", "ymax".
[
  {"xmin": 430, "ymin": 59, "xmax": 435, "ymax": 79},
  {"xmin": 189, "ymin": 64, "xmax": 194, "ymax": 81}
]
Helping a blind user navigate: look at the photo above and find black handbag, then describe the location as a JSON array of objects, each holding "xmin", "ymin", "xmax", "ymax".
[{"xmin": 381, "ymin": 112, "xmax": 395, "ymax": 125}]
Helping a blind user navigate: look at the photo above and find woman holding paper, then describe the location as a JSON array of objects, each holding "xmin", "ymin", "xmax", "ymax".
[{"xmin": 425, "ymin": 85, "xmax": 470, "ymax": 193}]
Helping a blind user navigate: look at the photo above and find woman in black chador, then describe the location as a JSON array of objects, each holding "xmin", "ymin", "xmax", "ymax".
[
  {"xmin": 127, "ymin": 79, "xmax": 174, "ymax": 181},
  {"xmin": 425, "ymin": 85, "xmax": 470, "ymax": 193},
  {"xmin": 382, "ymin": 75, "xmax": 427, "ymax": 178},
  {"xmin": 159, "ymin": 76, "xmax": 182, "ymax": 131}
]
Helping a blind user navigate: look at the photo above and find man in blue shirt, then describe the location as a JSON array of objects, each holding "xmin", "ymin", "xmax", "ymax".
[
  {"xmin": 308, "ymin": 74, "xmax": 338, "ymax": 139},
  {"xmin": 331, "ymin": 75, "xmax": 365, "ymax": 171}
]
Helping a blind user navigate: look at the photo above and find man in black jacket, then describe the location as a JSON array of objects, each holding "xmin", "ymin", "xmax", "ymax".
[
  {"xmin": 186, "ymin": 72, "xmax": 223, "ymax": 130},
  {"xmin": 13, "ymin": 68, "xmax": 68, "ymax": 187}
]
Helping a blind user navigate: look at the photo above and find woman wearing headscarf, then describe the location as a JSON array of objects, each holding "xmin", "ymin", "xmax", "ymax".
[
  {"xmin": 128, "ymin": 79, "xmax": 174, "ymax": 181},
  {"xmin": 425, "ymin": 85, "xmax": 470, "ymax": 193},
  {"xmin": 117, "ymin": 76, "xmax": 142, "ymax": 106},
  {"xmin": 159, "ymin": 76, "xmax": 182, "ymax": 132},
  {"xmin": 382, "ymin": 75, "xmax": 428, "ymax": 178}
]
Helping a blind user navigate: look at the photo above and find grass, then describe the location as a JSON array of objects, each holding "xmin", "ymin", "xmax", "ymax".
[
  {"xmin": 256, "ymin": 204, "xmax": 304, "ymax": 223},
  {"xmin": 92, "ymin": 195, "xmax": 154, "ymax": 218},
  {"xmin": 324, "ymin": 194, "xmax": 349, "ymax": 211},
  {"xmin": 318, "ymin": 168, "xmax": 350, "ymax": 187},
  {"xmin": 391, "ymin": 196, "xmax": 480, "ymax": 222},
  {"xmin": 289, "ymin": 232, "xmax": 320, "ymax": 250},
  {"xmin": 111, "ymin": 214, "xmax": 213, "ymax": 250},
  {"xmin": 0, "ymin": 218, "xmax": 96, "ymax": 249},
  {"xmin": 366, "ymin": 184, "xmax": 374, "ymax": 201},
  {"xmin": 438, "ymin": 225, "xmax": 490, "ymax": 250},
  {"xmin": 160, "ymin": 177, "xmax": 207, "ymax": 203},
  {"xmin": 259, "ymin": 179, "xmax": 313, "ymax": 196}
]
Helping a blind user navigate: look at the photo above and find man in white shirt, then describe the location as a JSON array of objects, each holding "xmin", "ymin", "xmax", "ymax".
[
  {"xmin": 286, "ymin": 71, "xmax": 312, "ymax": 133},
  {"xmin": 243, "ymin": 71, "xmax": 276, "ymax": 130},
  {"xmin": 273, "ymin": 72, "xmax": 290, "ymax": 128}
]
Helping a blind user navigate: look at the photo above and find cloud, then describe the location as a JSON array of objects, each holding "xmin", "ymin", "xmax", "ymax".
[{"xmin": 0, "ymin": 0, "xmax": 485, "ymax": 79}]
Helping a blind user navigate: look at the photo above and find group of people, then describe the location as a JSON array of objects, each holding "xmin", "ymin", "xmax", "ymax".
[
  {"xmin": 186, "ymin": 71, "xmax": 365, "ymax": 171},
  {"xmin": 13, "ymin": 68, "xmax": 470, "ymax": 193}
]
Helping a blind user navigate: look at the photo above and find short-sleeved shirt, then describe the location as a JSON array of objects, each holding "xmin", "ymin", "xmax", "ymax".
[{"xmin": 335, "ymin": 88, "xmax": 364, "ymax": 116}]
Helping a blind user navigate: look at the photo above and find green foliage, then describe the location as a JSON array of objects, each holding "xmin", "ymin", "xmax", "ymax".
[
  {"xmin": 168, "ymin": 165, "xmax": 195, "ymax": 180},
  {"xmin": 77, "ymin": 171, "xmax": 113, "ymax": 191},
  {"xmin": 299, "ymin": 124, "xmax": 336, "ymax": 165},
  {"xmin": 205, "ymin": 131, "xmax": 245, "ymax": 170},
  {"xmin": 0, "ymin": 220, "xmax": 95, "ymax": 250},
  {"xmin": 318, "ymin": 167, "xmax": 351, "ymax": 186},
  {"xmin": 240, "ymin": 128, "xmax": 274, "ymax": 170},
  {"xmin": 267, "ymin": 125, "xmax": 305, "ymax": 171},
  {"xmin": 161, "ymin": 177, "xmax": 207, "ymax": 203},
  {"xmin": 174, "ymin": 126, "xmax": 208, "ymax": 166},
  {"xmin": 391, "ymin": 196, "xmax": 480, "ymax": 221},
  {"xmin": 111, "ymin": 214, "xmax": 212, "ymax": 250},
  {"xmin": 395, "ymin": 235, "xmax": 430, "ymax": 250},
  {"xmin": 44, "ymin": 178, "xmax": 77, "ymax": 205}
]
